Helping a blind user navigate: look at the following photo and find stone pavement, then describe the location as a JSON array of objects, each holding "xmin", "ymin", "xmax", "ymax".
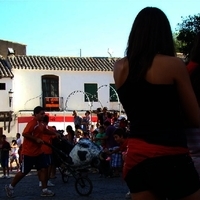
[{"xmin": 0, "ymin": 168, "xmax": 129, "ymax": 200}]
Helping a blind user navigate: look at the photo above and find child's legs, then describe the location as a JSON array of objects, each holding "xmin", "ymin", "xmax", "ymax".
[
  {"xmin": 10, "ymin": 157, "xmax": 14, "ymax": 169},
  {"xmin": 14, "ymin": 158, "xmax": 20, "ymax": 169}
]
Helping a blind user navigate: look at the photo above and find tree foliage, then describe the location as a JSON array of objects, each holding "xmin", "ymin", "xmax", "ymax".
[
  {"xmin": 175, "ymin": 14, "xmax": 200, "ymax": 59},
  {"xmin": 173, "ymin": 33, "xmax": 182, "ymax": 52}
]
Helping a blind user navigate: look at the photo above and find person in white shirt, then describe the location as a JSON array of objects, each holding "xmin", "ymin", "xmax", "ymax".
[
  {"xmin": 16, "ymin": 133, "xmax": 22, "ymax": 147},
  {"xmin": 10, "ymin": 140, "xmax": 20, "ymax": 172}
]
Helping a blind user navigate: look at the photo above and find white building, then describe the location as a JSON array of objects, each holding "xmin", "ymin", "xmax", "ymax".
[{"xmin": 0, "ymin": 54, "xmax": 122, "ymax": 138}]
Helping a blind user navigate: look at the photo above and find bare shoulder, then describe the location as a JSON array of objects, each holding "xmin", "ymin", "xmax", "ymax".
[
  {"xmin": 113, "ymin": 57, "xmax": 129, "ymax": 89},
  {"xmin": 160, "ymin": 55, "xmax": 185, "ymax": 69},
  {"xmin": 166, "ymin": 56, "xmax": 188, "ymax": 79},
  {"xmin": 154, "ymin": 55, "xmax": 187, "ymax": 78}
]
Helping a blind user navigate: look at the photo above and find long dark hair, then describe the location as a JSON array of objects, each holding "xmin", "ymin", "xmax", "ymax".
[
  {"xmin": 125, "ymin": 7, "xmax": 175, "ymax": 81},
  {"xmin": 66, "ymin": 125, "xmax": 75, "ymax": 136}
]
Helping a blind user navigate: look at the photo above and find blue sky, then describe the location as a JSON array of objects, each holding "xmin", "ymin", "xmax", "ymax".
[{"xmin": 0, "ymin": 0, "xmax": 199, "ymax": 57}]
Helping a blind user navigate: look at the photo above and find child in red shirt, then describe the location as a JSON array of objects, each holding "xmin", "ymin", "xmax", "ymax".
[{"xmin": 112, "ymin": 128, "xmax": 130, "ymax": 199}]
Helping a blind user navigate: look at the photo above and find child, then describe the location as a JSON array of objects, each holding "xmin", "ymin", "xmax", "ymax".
[
  {"xmin": 93, "ymin": 125, "xmax": 106, "ymax": 148},
  {"xmin": 10, "ymin": 139, "xmax": 20, "ymax": 172},
  {"xmin": 74, "ymin": 125, "xmax": 81, "ymax": 143},
  {"xmin": 89, "ymin": 124, "xmax": 95, "ymax": 136},
  {"xmin": 112, "ymin": 128, "xmax": 130, "ymax": 199},
  {"xmin": 0, "ymin": 135, "xmax": 11, "ymax": 178},
  {"xmin": 105, "ymin": 128, "xmax": 127, "ymax": 177},
  {"xmin": 90, "ymin": 129, "xmax": 98, "ymax": 143},
  {"xmin": 113, "ymin": 128, "xmax": 128, "ymax": 156}
]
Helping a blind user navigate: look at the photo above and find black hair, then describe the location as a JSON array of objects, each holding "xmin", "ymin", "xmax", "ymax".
[
  {"xmin": 99, "ymin": 125, "xmax": 105, "ymax": 131},
  {"xmin": 97, "ymin": 107, "xmax": 102, "ymax": 112},
  {"xmin": 66, "ymin": 125, "xmax": 74, "ymax": 133},
  {"xmin": 33, "ymin": 106, "xmax": 44, "ymax": 115},
  {"xmin": 12, "ymin": 139, "xmax": 17, "ymax": 145},
  {"xmin": 125, "ymin": 7, "xmax": 175, "ymax": 81},
  {"xmin": 66, "ymin": 126, "xmax": 75, "ymax": 139},
  {"xmin": 16, "ymin": 133, "xmax": 21, "ymax": 137},
  {"xmin": 85, "ymin": 110, "xmax": 91, "ymax": 114},
  {"xmin": 103, "ymin": 107, "xmax": 107, "ymax": 111},
  {"xmin": 113, "ymin": 128, "xmax": 126, "ymax": 138}
]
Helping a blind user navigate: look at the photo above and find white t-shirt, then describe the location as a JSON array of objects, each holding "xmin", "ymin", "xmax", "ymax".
[{"xmin": 16, "ymin": 138, "xmax": 22, "ymax": 147}]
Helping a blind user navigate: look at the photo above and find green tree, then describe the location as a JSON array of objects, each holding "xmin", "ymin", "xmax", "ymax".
[
  {"xmin": 175, "ymin": 14, "xmax": 200, "ymax": 59},
  {"xmin": 173, "ymin": 33, "xmax": 182, "ymax": 52}
]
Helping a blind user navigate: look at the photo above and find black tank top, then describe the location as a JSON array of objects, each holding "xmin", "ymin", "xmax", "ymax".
[{"xmin": 117, "ymin": 77, "xmax": 187, "ymax": 147}]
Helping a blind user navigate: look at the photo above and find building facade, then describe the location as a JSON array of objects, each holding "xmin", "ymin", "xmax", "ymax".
[{"xmin": 0, "ymin": 55, "xmax": 121, "ymax": 138}]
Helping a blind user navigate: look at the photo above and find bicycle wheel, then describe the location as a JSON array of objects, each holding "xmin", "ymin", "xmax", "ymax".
[{"xmin": 75, "ymin": 177, "xmax": 93, "ymax": 196}]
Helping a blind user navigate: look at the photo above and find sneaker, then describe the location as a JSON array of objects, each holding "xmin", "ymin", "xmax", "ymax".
[
  {"xmin": 1, "ymin": 175, "xmax": 6, "ymax": 179},
  {"xmin": 125, "ymin": 191, "xmax": 131, "ymax": 199},
  {"xmin": 47, "ymin": 181, "xmax": 55, "ymax": 187},
  {"xmin": 6, "ymin": 175, "xmax": 11, "ymax": 179},
  {"xmin": 5, "ymin": 184, "xmax": 14, "ymax": 198},
  {"xmin": 39, "ymin": 181, "xmax": 55, "ymax": 187},
  {"xmin": 41, "ymin": 189, "xmax": 55, "ymax": 197}
]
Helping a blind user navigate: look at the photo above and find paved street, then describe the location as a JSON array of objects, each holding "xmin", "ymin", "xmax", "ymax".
[{"xmin": 0, "ymin": 169, "xmax": 129, "ymax": 200}]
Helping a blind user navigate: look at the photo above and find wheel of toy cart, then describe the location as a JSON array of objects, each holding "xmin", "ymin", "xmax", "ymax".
[
  {"xmin": 75, "ymin": 177, "xmax": 93, "ymax": 196},
  {"xmin": 61, "ymin": 169, "xmax": 70, "ymax": 183}
]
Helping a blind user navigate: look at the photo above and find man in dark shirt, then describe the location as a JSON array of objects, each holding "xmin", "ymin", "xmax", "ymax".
[{"xmin": 0, "ymin": 135, "xmax": 11, "ymax": 178}]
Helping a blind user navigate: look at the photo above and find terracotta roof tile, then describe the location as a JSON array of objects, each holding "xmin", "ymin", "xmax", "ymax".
[
  {"xmin": 0, "ymin": 56, "xmax": 14, "ymax": 78},
  {"xmin": 7, "ymin": 55, "xmax": 119, "ymax": 71}
]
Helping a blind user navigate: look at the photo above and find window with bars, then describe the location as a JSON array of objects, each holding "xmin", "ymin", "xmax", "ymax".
[
  {"xmin": 109, "ymin": 83, "xmax": 118, "ymax": 102},
  {"xmin": 42, "ymin": 75, "xmax": 59, "ymax": 111},
  {"xmin": 84, "ymin": 83, "xmax": 98, "ymax": 102}
]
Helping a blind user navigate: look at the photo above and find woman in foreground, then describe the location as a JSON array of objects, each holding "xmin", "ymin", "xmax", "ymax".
[{"xmin": 114, "ymin": 7, "xmax": 200, "ymax": 200}]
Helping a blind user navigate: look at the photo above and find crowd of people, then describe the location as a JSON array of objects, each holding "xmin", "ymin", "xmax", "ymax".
[
  {"xmin": 0, "ymin": 106, "xmax": 130, "ymax": 198},
  {"xmin": 1, "ymin": 6, "xmax": 200, "ymax": 200}
]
